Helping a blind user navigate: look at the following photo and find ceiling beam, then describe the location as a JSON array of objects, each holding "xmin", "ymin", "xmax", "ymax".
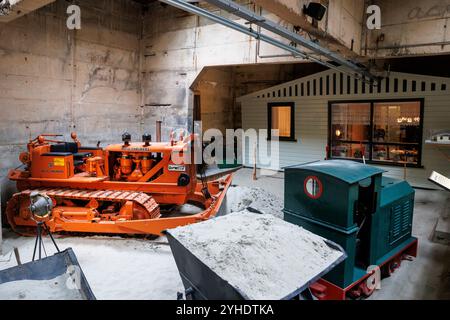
[
  {"xmin": 251, "ymin": 0, "xmax": 360, "ymax": 59},
  {"xmin": 201, "ymin": 0, "xmax": 375, "ymax": 80},
  {"xmin": 159, "ymin": 0, "xmax": 376, "ymax": 82}
]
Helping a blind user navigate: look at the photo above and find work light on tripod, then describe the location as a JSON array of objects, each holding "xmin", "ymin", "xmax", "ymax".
[
  {"xmin": 29, "ymin": 191, "xmax": 53, "ymax": 222},
  {"xmin": 29, "ymin": 191, "xmax": 60, "ymax": 261}
]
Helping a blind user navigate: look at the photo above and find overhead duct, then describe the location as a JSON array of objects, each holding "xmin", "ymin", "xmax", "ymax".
[{"xmin": 158, "ymin": 0, "xmax": 376, "ymax": 82}]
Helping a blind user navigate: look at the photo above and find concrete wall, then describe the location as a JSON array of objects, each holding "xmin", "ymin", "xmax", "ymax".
[
  {"xmin": 0, "ymin": 0, "xmax": 56, "ymax": 23},
  {"xmin": 367, "ymin": 0, "xmax": 450, "ymax": 57},
  {"xmin": 140, "ymin": 1, "xmax": 257, "ymax": 138},
  {"xmin": 327, "ymin": 0, "xmax": 365, "ymax": 54},
  {"xmin": 140, "ymin": 1, "xmax": 333, "ymax": 137},
  {"xmin": 0, "ymin": 0, "xmax": 142, "ymax": 208},
  {"xmin": 193, "ymin": 67, "xmax": 234, "ymax": 133},
  {"xmin": 192, "ymin": 63, "xmax": 328, "ymax": 133},
  {"xmin": 253, "ymin": 0, "xmax": 450, "ymax": 58},
  {"xmin": 252, "ymin": 0, "xmax": 365, "ymax": 58}
]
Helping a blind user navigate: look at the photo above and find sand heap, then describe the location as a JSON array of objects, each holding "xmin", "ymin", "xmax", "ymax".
[{"xmin": 169, "ymin": 211, "xmax": 343, "ymax": 300}]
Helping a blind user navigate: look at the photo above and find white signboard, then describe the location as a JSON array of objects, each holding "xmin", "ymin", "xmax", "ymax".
[
  {"xmin": 429, "ymin": 171, "xmax": 450, "ymax": 191},
  {"xmin": 168, "ymin": 164, "xmax": 186, "ymax": 172}
]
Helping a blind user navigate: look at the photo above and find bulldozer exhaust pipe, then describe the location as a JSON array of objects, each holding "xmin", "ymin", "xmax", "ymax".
[{"xmin": 156, "ymin": 121, "xmax": 162, "ymax": 142}]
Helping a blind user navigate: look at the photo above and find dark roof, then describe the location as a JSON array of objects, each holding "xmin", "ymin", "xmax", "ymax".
[{"xmin": 286, "ymin": 160, "xmax": 385, "ymax": 184}]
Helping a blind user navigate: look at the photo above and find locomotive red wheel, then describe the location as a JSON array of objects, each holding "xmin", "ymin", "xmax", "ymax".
[
  {"xmin": 348, "ymin": 287, "xmax": 362, "ymax": 299},
  {"xmin": 388, "ymin": 258, "xmax": 402, "ymax": 275},
  {"xmin": 359, "ymin": 277, "xmax": 376, "ymax": 297},
  {"xmin": 381, "ymin": 258, "xmax": 402, "ymax": 277},
  {"xmin": 348, "ymin": 277, "xmax": 377, "ymax": 299}
]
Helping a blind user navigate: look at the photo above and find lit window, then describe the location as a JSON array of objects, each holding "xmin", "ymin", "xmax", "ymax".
[
  {"xmin": 268, "ymin": 102, "xmax": 295, "ymax": 141},
  {"xmin": 329, "ymin": 100, "xmax": 423, "ymax": 166},
  {"xmin": 330, "ymin": 102, "xmax": 371, "ymax": 160}
]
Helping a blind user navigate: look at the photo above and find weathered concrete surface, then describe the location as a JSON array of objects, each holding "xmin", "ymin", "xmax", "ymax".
[
  {"xmin": 367, "ymin": 0, "xmax": 450, "ymax": 57},
  {"xmin": 327, "ymin": 0, "xmax": 364, "ymax": 54},
  {"xmin": 0, "ymin": 0, "xmax": 142, "ymax": 209},
  {"xmin": 191, "ymin": 63, "xmax": 328, "ymax": 133},
  {"xmin": 432, "ymin": 196, "xmax": 450, "ymax": 245},
  {"xmin": 192, "ymin": 67, "xmax": 234, "ymax": 133},
  {"xmin": 140, "ymin": 2, "xmax": 319, "ymax": 136},
  {"xmin": 141, "ymin": 2, "xmax": 257, "ymax": 135},
  {"xmin": 0, "ymin": 0, "xmax": 55, "ymax": 23},
  {"xmin": 254, "ymin": 0, "xmax": 364, "ymax": 58}
]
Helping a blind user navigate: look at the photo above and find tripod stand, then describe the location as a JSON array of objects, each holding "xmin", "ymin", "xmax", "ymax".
[{"xmin": 32, "ymin": 221, "xmax": 60, "ymax": 261}]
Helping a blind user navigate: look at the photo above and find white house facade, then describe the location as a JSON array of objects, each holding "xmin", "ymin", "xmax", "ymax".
[{"xmin": 238, "ymin": 69, "xmax": 450, "ymax": 189}]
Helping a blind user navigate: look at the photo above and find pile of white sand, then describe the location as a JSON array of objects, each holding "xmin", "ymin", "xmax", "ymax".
[
  {"xmin": 0, "ymin": 186, "xmax": 333, "ymax": 300},
  {"xmin": 0, "ymin": 274, "xmax": 83, "ymax": 300},
  {"xmin": 0, "ymin": 233, "xmax": 183, "ymax": 300},
  {"xmin": 169, "ymin": 211, "xmax": 343, "ymax": 300},
  {"xmin": 226, "ymin": 186, "xmax": 284, "ymax": 218}
]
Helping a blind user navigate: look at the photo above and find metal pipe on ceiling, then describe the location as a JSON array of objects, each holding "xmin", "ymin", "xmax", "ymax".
[
  {"xmin": 202, "ymin": 0, "xmax": 374, "ymax": 80},
  {"xmin": 158, "ymin": 0, "xmax": 377, "ymax": 83},
  {"xmin": 159, "ymin": 0, "xmax": 333, "ymax": 65}
]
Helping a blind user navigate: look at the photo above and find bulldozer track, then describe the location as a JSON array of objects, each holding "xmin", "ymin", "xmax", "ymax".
[{"xmin": 6, "ymin": 188, "xmax": 160, "ymax": 236}]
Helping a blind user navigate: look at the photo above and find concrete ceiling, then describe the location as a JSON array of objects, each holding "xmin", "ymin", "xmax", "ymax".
[{"xmin": 0, "ymin": 0, "xmax": 55, "ymax": 23}]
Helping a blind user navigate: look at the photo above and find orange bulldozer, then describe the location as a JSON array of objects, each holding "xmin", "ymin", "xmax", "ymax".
[{"xmin": 6, "ymin": 124, "xmax": 233, "ymax": 236}]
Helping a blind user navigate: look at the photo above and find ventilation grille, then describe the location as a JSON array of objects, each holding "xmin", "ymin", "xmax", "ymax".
[
  {"xmin": 389, "ymin": 200, "xmax": 413, "ymax": 245},
  {"xmin": 254, "ymin": 72, "xmax": 449, "ymax": 99}
]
